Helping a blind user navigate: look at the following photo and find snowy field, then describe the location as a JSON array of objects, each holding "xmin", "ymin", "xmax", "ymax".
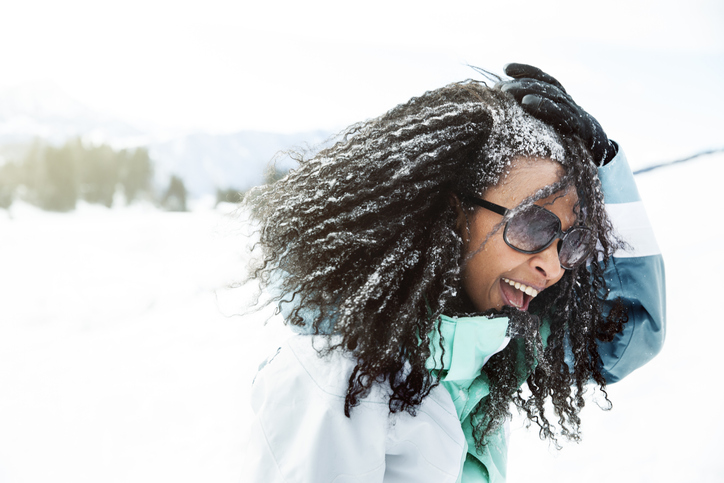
[{"xmin": 1, "ymin": 152, "xmax": 722, "ymax": 483}]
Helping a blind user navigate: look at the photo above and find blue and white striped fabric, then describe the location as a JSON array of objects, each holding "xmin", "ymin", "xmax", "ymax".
[{"xmin": 597, "ymin": 148, "xmax": 667, "ymax": 383}]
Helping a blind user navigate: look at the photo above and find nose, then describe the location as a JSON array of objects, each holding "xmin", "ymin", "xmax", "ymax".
[{"xmin": 532, "ymin": 240, "xmax": 564, "ymax": 282}]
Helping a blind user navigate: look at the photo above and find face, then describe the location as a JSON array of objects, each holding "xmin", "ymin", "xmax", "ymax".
[{"xmin": 457, "ymin": 157, "xmax": 578, "ymax": 313}]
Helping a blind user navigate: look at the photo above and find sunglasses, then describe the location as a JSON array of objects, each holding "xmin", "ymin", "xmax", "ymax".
[{"xmin": 463, "ymin": 196, "xmax": 595, "ymax": 270}]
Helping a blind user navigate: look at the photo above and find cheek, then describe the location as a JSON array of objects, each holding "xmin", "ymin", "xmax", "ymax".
[
  {"xmin": 460, "ymin": 241, "xmax": 506, "ymax": 304},
  {"xmin": 468, "ymin": 235, "xmax": 522, "ymax": 273},
  {"xmin": 549, "ymin": 265, "xmax": 567, "ymax": 286}
]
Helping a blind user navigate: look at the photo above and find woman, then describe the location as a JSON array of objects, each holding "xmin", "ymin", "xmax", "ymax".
[{"xmin": 241, "ymin": 64, "xmax": 665, "ymax": 482}]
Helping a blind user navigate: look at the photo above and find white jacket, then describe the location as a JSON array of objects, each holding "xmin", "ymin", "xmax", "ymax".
[
  {"xmin": 241, "ymin": 148, "xmax": 666, "ymax": 483},
  {"xmin": 242, "ymin": 335, "xmax": 468, "ymax": 482}
]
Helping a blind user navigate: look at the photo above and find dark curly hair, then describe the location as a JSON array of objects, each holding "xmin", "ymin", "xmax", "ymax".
[{"xmin": 243, "ymin": 81, "xmax": 626, "ymax": 451}]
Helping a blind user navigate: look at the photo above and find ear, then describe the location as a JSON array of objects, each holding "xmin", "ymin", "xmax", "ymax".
[{"xmin": 449, "ymin": 194, "xmax": 468, "ymax": 236}]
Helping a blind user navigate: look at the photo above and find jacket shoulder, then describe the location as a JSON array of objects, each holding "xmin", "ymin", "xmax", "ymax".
[{"xmin": 245, "ymin": 335, "xmax": 466, "ymax": 482}]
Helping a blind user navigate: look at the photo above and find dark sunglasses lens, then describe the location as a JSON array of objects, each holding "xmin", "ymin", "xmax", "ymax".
[
  {"xmin": 505, "ymin": 206, "xmax": 559, "ymax": 252},
  {"xmin": 559, "ymin": 228, "xmax": 595, "ymax": 268}
]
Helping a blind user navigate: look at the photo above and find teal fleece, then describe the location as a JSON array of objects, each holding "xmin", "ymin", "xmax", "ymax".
[{"xmin": 426, "ymin": 315, "xmax": 552, "ymax": 482}]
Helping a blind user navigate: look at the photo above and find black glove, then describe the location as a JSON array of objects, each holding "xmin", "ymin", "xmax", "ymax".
[{"xmin": 498, "ymin": 63, "xmax": 616, "ymax": 166}]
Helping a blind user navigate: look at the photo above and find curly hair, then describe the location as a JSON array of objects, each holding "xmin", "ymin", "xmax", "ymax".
[{"xmin": 244, "ymin": 81, "xmax": 626, "ymax": 451}]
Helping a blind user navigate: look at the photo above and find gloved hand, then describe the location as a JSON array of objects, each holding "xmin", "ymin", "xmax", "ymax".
[{"xmin": 498, "ymin": 63, "xmax": 617, "ymax": 166}]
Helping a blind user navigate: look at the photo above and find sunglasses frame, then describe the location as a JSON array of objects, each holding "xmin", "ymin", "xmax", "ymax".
[{"xmin": 462, "ymin": 195, "xmax": 593, "ymax": 269}]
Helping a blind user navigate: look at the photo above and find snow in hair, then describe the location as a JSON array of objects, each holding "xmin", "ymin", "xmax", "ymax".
[
  {"xmin": 479, "ymin": 99, "xmax": 566, "ymax": 187},
  {"xmin": 244, "ymin": 80, "xmax": 622, "ymax": 450}
]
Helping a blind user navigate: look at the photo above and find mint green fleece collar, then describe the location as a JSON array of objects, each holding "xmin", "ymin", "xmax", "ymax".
[
  {"xmin": 425, "ymin": 314, "xmax": 511, "ymax": 422},
  {"xmin": 426, "ymin": 314, "xmax": 551, "ymax": 483}
]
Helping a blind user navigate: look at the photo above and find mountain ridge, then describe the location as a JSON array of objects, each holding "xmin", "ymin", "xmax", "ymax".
[{"xmin": 0, "ymin": 82, "xmax": 331, "ymax": 196}]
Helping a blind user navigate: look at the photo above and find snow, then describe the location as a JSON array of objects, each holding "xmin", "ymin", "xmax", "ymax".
[
  {"xmin": 1, "ymin": 152, "xmax": 722, "ymax": 482},
  {"xmin": 0, "ymin": 201, "xmax": 288, "ymax": 482}
]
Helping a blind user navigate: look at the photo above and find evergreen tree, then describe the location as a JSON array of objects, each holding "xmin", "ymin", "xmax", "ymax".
[
  {"xmin": 119, "ymin": 147, "xmax": 153, "ymax": 204},
  {"xmin": 0, "ymin": 162, "xmax": 18, "ymax": 210},
  {"xmin": 19, "ymin": 139, "xmax": 47, "ymax": 207},
  {"xmin": 162, "ymin": 175, "xmax": 187, "ymax": 212},
  {"xmin": 79, "ymin": 141, "xmax": 118, "ymax": 208},
  {"xmin": 40, "ymin": 142, "xmax": 78, "ymax": 211},
  {"xmin": 215, "ymin": 187, "xmax": 243, "ymax": 206}
]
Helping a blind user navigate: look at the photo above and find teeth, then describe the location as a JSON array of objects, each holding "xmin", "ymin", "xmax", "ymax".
[{"xmin": 502, "ymin": 278, "xmax": 538, "ymax": 298}]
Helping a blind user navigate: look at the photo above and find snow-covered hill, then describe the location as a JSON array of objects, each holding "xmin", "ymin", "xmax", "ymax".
[
  {"xmin": 0, "ymin": 82, "xmax": 147, "ymax": 147},
  {"xmin": 147, "ymin": 129, "xmax": 330, "ymax": 195}
]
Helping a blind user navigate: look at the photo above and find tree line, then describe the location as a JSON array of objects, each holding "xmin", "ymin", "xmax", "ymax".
[
  {"xmin": 214, "ymin": 165, "xmax": 288, "ymax": 206},
  {"xmin": 0, "ymin": 138, "xmax": 187, "ymax": 212}
]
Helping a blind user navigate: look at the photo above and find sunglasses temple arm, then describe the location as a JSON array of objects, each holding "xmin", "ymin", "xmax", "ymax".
[{"xmin": 464, "ymin": 196, "xmax": 509, "ymax": 217}]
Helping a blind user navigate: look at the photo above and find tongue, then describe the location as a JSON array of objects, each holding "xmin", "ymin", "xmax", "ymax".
[{"xmin": 501, "ymin": 280, "xmax": 525, "ymax": 308}]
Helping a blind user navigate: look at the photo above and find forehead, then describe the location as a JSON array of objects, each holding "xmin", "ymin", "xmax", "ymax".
[
  {"xmin": 486, "ymin": 157, "xmax": 579, "ymax": 228},
  {"xmin": 489, "ymin": 157, "xmax": 567, "ymax": 203}
]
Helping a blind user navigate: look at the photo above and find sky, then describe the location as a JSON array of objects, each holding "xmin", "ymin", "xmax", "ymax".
[{"xmin": 1, "ymin": 0, "xmax": 723, "ymax": 166}]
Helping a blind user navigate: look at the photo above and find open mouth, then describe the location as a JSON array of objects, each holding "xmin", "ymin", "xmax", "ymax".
[{"xmin": 500, "ymin": 277, "xmax": 539, "ymax": 311}]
